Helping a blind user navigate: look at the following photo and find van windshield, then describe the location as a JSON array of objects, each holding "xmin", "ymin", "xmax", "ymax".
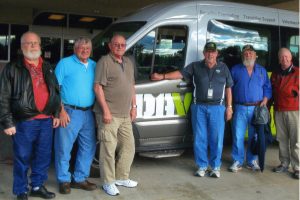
[{"xmin": 92, "ymin": 21, "xmax": 146, "ymax": 60}]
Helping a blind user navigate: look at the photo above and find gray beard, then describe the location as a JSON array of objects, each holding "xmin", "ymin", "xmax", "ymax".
[
  {"xmin": 23, "ymin": 50, "xmax": 42, "ymax": 60},
  {"xmin": 243, "ymin": 59, "xmax": 255, "ymax": 67}
]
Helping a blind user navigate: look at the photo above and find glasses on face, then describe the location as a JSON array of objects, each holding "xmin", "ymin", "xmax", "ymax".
[
  {"xmin": 78, "ymin": 46, "xmax": 91, "ymax": 51},
  {"xmin": 112, "ymin": 43, "xmax": 126, "ymax": 48},
  {"xmin": 22, "ymin": 41, "xmax": 40, "ymax": 46}
]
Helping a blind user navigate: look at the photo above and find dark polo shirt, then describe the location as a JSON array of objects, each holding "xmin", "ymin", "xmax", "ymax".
[
  {"xmin": 181, "ymin": 60, "xmax": 233, "ymax": 105},
  {"xmin": 93, "ymin": 53, "xmax": 135, "ymax": 117}
]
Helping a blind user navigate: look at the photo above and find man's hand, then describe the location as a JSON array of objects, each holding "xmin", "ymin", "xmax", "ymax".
[
  {"xmin": 59, "ymin": 108, "xmax": 70, "ymax": 128},
  {"xmin": 102, "ymin": 111, "xmax": 112, "ymax": 124},
  {"xmin": 260, "ymin": 97, "xmax": 268, "ymax": 107},
  {"xmin": 130, "ymin": 108, "xmax": 137, "ymax": 122},
  {"xmin": 4, "ymin": 127, "xmax": 16, "ymax": 136},
  {"xmin": 53, "ymin": 118, "xmax": 60, "ymax": 128},
  {"xmin": 225, "ymin": 107, "xmax": 233, "ymax": 121},
  {"xmin": 151, "ymin": 73, "xmax": 164, "ymax": 81}
]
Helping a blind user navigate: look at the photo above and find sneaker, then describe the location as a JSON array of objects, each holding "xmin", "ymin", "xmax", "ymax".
[
  {"xmin": 273, "ymin": 165, "xmax": 289, "ymax": 173},
  {"xmin": 115, "ymin": 179, "xmax": 138, "ymax": 188},
  {"xmin": 102, "ymin": 183, "xmax": 120, "ymax": 196},
  {"xmin": 229, "ymin": 161, "xmax": 242, "ymax": 173},
  {"xmin": 247, "ymin": 160, "xmax": 260, "ymax": 171},
  {"xmin": 209, "ymin": 169, "xmax": 220, "ymax": 178},
  {"xmin": 194, "ymin": 168, "xmax": 207, "ymax": 177}
]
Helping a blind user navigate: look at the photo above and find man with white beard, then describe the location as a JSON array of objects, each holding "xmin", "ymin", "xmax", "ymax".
[
  {"xmin": 0, "ymin": 31, "xmax": 61, "ymax": 200},
  {"xmin": 229, "ymin": 45, "xmax": 272, "ymax": 173}
]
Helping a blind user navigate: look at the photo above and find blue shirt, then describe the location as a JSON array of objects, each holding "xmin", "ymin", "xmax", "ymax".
[
  {"xmin": 231, "ymin": 63, "xmax": 272, "ymax": 104},
  {"xmin": 55, "ymin": 54, "xmax": 96, "ymax": 107},
  {"xmin": 181, "ymin": 60, "xmax": 233, "ymax": 105}
]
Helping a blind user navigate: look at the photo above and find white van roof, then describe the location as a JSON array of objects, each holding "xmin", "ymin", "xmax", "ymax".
[{"xmin": 117, "ymin": 0, "xmax": 298, "ymax": 28}]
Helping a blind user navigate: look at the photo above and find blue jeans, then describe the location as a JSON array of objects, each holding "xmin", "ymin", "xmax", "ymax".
[
  {"xmin": 54, "ymin": 107, "xmax": 96, "ymax": 183},
  {"xmin": 231, "ymin": 104, "xmax": 257, "ymax": 164},
  {"xmin": 191, "ymin": 104, "xmax": 226, "ymax": 169},
  {"xmin": 12, "ymin": 118, "xmax": 53, "ymax": 195}
]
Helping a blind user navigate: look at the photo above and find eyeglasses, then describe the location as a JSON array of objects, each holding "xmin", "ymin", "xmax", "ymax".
[
  {"xmin": 112, "ymin": 43, "xmax": 126, "ymax": 48},
  {"xmin": 22, "ymin": 41, "xmax": 40, "ymax": 46},
  {"xmin": 78, "ymin": 47, "xmax": 91, "ymax": 51}
]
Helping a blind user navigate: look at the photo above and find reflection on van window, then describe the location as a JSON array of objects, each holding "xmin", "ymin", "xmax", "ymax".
[
  {"xmin": 92, "ymin": 22, "xmax": 146, "ymax": 60},
  {"xmin": 280, "ymin": 26, "xmax": 299, "ymax": 66},
  {"xmin": 128, "ymin": 26, "xmax": 188, "ymax": 82},
  {"xmin": 207, "ymin": 20, "xmax": 278, "ymax": 71}
]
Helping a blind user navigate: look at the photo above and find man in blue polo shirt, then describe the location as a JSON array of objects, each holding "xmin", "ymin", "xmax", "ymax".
[
  {"xmin": 151, "ymin": 42, "xmax": 233, "ymax": 178},
  {"xmin": 54, "ymin": 37, "xmax": 97, "ymax": 194},
  {"xmin": 229, "ymin": 45, "xmax": 272, "ymax": 173}
]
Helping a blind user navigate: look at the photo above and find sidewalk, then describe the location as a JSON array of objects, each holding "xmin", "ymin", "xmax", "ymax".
[{"xmin": 0, "ymin": 144, "xmax": 299, "ymax": 200}]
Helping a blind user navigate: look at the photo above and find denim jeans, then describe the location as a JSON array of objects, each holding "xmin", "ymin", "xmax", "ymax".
[
  {"xmin": 13, "ymin": 118, "xmax": 53, "ymax": 195},
  {"xmin": 54, "ymin": 107, "xmax": 96, "ymax": 183},
  {"xmin": 231, "ymin": 104, "xmax": 257, "ymax": 164},
  {"xmin": 191, "ymin": 104, "xmax": 226, "ymax": 169}
]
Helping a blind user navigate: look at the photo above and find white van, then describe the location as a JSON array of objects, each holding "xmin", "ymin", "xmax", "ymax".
[{"xmin": 92, "ymin": 1, "xmax": 299, "ymax": 157}]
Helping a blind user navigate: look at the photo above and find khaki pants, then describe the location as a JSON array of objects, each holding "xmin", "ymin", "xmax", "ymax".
[
  {"xmin": 275, "ymin": 111, "xmax": 299, "ymax": 171},
  {"xmin": 96, "ymin": 114, "xmax": 135, "ymax": 184}
]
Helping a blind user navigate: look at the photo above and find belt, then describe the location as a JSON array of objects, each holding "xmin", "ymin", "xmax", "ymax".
[
  {"xmin": 64, "ymin": 104, "xmax": 91, "ymax": 111},
  {"xmin": 236, "ymin": 102, "xmax": 260, "ymax": 106}
]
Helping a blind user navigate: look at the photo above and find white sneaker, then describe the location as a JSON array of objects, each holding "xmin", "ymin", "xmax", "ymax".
[
  {"xmin": 102, "ymin": 183, "xmax": 120, "ymax": 196},
  {"xmin": 209, "ymin": 169, "xmax": 221, "ymax": 178},
  {"xmin": 229, "ymin": 161, "xmax": 242, "ymax": 173},
  {"xmin": 115, "ymin": 179, "xmax": 138, "ymax": 188},
  {"xmin": 247, "ymin": 160, "xmax": 260, "ymax": 171},
  {"xmin": 194, "ymin": 168, "xmax": 207, "ymax": 177}
]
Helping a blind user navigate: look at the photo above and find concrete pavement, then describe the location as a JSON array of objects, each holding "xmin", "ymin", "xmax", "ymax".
[{"xmin": 0, "ymin": 144, "xmax": 299, "ymax": 200}]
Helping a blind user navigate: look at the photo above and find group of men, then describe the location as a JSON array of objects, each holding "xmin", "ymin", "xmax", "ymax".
[
  {"xmin": 0, "ymin": 31, "xmax": 298, "ymax": 200},
  {"xmin": 152, "ymin": 42, "xmax": 299, "ymax": 180},
  {"xmin": 0, "ymin": 32, "xmax": 137, "ymax": 200}
]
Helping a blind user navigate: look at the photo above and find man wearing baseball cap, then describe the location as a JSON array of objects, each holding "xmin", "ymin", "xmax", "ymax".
[
  {"xmin": 229, "ymin": 44, "xmax": 272, "ymax": 173},
  {"xmin": 151, "ymin": 42, "xmax": 233, "ymax": 178}
]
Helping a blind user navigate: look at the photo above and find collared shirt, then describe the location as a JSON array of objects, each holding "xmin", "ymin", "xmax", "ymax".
[
  {"xmin": 180, "ymin": 60, "xmax": 233, "ymax": 105},
  {"xmin": 24, "ymin": 57, "xmax": 50, "ymax": 119},
  {"xmin": 93, "ymin": 53, "xmax": 135, "ymax": 117},
  {"xmin": 55, "ymin": 54, "xmax": 96, "ymax": 107},
  {"xmin": 231, "ymin": 63, "xmax": 272, "ymax": 104},
  {"xmin": 271, "ymin": 65, "xmax": 299, "ymax": 111}
]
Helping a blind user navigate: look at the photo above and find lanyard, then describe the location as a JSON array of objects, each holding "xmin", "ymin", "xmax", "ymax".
[{"xmin": 206, "ymin": 67, "xmax": 216, "ymax": 88}]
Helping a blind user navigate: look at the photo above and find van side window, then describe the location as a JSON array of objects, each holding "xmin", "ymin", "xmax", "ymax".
[
  {"xmin": 207, "ymin": 20, "xmax": 279, "ymax": 71},
  {"xmin": 280, "ymin": 27, "xmax": 299, "ymax": 66},
  {"xmin": 127, "ymin": 26, "xmax": 188, "ymax": 82}
]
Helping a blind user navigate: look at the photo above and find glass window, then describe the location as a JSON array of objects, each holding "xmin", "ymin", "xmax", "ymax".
[
  {"xmin": 0, "ymin": 24, "xmax": 9, "ymax": 61},
  {"xmin": 41, "ymin": 37, "xmax": 61, "ymax": 68},
  {"xmin": 127, "ymin": 25, "xmax": 188, "ymax": 82},
  {"xmin": 92, "ymin": 22, "xmax": 146, "ymax": 60},
  {"xmin": 10, "ymin": 25, "xmax": 28, "ymax": 61},
  {"xmin": 207, "ymin": 20, "xmax": 279, "ymax": 71},
  {"xmin": 280, "ymin": 27, "xmax": 299, "ymax": 66},
  {"xmin": 63, "ymin": 39, "xmax": 75, "ymax": 57}
]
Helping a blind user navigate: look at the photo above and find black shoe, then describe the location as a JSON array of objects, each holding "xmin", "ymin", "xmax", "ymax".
[
  {"xmin": 30, "ymin": 185, "xmax": 56, "ymax": 199},
  {"xmin": 17, "ymin": 193, "xmax": 28, "ymax": 200},
  {"xmin": 273, "ymin": 165, "xmax": 288, "ymax": 173},
  {"xmin": 293, "ymin": 170, "xmax": 299, "ymax": 179}
]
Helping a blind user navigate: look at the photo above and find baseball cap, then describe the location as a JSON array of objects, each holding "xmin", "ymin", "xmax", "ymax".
[
  {"xmin": 204, "ymin": 42, "xmax": 217, "ymax": 51},
  {"xmin": 242, "ymin": 44, "xmax": 255, "ymax": 52}
]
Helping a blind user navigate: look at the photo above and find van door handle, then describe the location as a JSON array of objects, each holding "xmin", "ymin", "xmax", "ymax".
[{"xmin": 177, "ymin": 82, "xmax": 188, "ymax": 88}]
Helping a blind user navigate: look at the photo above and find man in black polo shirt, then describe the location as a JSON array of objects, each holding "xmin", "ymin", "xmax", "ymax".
[{"xmin": 151, "ymin": 42, "xmax": 233, "ymax": 178}]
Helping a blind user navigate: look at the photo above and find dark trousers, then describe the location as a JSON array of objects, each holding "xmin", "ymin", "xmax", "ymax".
[{"xmin": 12, "ymin": 118, "xmax": 53, "ymax": 195}]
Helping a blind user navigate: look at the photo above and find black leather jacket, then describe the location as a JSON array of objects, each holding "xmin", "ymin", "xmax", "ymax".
[{"xmin": 0, "ymin": 57, "xmax": 61, "ymax": 129}]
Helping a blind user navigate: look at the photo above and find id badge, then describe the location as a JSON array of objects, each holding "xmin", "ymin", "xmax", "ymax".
[{"xmin": 207, "ymin": 88, "xmax": 213, "ymax": 99}]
